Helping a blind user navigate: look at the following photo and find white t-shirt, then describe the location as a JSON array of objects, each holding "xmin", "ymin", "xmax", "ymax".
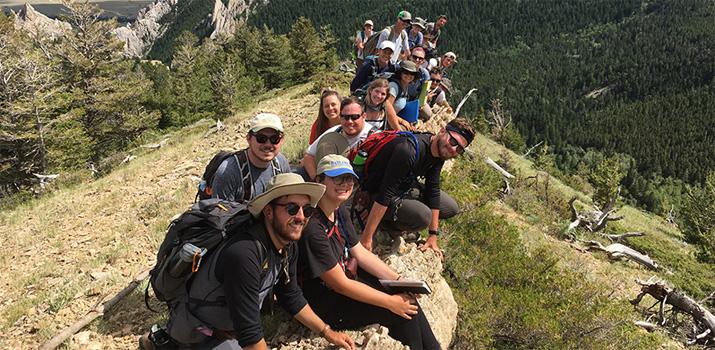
[
  {"xmin": 306, "ymin": 123, "xmax": 374, "ymax": 157},
  {"xmin": 377, "ymin": 27, "xmax": 410, "ymax": 64}
]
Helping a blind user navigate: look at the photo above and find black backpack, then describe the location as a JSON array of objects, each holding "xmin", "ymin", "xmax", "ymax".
[
  {"xmin": 196, "ymin": 149, "xmax": 280, "ymax": 202},
  {"xmin": 145, "ymin": 198, "xmax": 266, "ymax": 311}
]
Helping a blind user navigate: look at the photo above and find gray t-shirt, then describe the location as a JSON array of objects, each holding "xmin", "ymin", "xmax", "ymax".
[{"xmin": 211, "ymin": 152, "xmax": 290, "ymax": 202}]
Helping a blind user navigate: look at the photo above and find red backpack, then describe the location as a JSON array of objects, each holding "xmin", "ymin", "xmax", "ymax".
[{"xmin": 347, "ymin": 130, "xmax": 418, "ymax": 181}]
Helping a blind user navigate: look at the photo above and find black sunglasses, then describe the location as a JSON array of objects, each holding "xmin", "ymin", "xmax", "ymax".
[
  {"xmin": 401, "ymin": 19, "xmax": 412, "ymax": 24},
  {"xmin": 273, "ymin": 202, "xmax": 315, "ymax": 217},
  {"xmin": 411, "ymin": 55, "xmax": 425, "ymax": 61},
  {"xmin": 448, "ymin": 132, "xmax": 465, "ymax": 154},
  {"xmin": 251, "ymin": 132, "xmax": 283, "ymax": 145},
  {"xmin": 340, "ymin": 113, "xmax": 362, "ymax": 121},
  {"xmin": 330, "ymin": 174, "xmax": 355, "ymax": 186},
  {"xmin": 431, "ymin": 78, "xmax": 442, "ymax": 83}
]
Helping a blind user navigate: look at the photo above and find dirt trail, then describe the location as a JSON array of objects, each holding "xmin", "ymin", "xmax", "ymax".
[{"xmin": 0, "ymin": 84, "xmax": 319, "ymax": 349}]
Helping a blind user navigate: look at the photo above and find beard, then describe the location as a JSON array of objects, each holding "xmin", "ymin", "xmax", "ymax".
[{"xmin": 270, "ymin": 214, "xmax": 307, "ymax": 243}]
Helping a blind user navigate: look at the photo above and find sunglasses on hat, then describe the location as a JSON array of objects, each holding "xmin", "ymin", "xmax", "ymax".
[{"xmin": 273, "ymin": 202, "xmax": 316, "ymax": 217}]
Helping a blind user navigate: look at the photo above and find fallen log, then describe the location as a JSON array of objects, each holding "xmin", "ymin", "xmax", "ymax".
[
  {"xmin": 601, "ymin": 231, "xmax": 645, "ymax": 243},
  {"xmin": 631, "ymin": 277, "xmax": 715, "ymax": 345},
  {"xmin": 582, "ymin": 240, "xmax": 659, "ymax": 270},
  {"xmin": 39, "ymin": 270, "xmax": 150, "ymax": 350}
]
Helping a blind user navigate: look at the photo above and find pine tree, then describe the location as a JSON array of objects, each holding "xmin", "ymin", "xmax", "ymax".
[
  {"xmin": 0, "ymin": 12, "xmax": 67, "ymax": 192},
  {"xmin": 681, "ymin": 172, "xmax": 715, "ymax": 264},
  {"xmin": 288, "ymin": 17, "xmax": 338, "ymax": 81},
  {"xmin": 589, "ymin": 156, "xmax": 625, "ymax": 209},
  {"xmin": 54, "ymin": 1, "xmax": 158, "ymax": 166}
]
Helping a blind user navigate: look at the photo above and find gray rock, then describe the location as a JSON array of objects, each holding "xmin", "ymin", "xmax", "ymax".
[
  {"xmin": 12, "ymin": 3, "xmax": 70, "ymax": 40},
  {"xmin": 113, "ymin": 0, "xmax": 179, "ymax": 58},
  {"xmin": 268, "ymin": 239, "xmax": 458, "ymax": 349},
  {"xmin": 210, "ymin": 0, "xmax": 263, "ymax": 40}
]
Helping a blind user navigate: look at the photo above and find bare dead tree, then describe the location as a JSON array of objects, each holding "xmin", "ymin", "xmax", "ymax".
[
  {"xmin": 484, "ymin": 156, "xmax": 515, "ymax": 195},
  {"xmin": 566, "ymin": 190, "xmax": 623, "ymax": 233},
  {"xmin": 581, "ymin": 240, "xmax": 659, "ymax": 270},
  {"xmin": 522, "ymin": 141, "xmax": 544, "ymax": 158},
  {"xmin": 631, "ymin": 277, "xmax": 715, "ymax": 345},
  {"xmin": 453, "ymin": 88, "xmax": 477, "ymax": 118},
  {"xmin": 666, "ymin": 205, "xmax": 677, "ymax": 226},
  {"xmin": 486, "ymin": 98, "xmax": 511, "ymax": 143}
]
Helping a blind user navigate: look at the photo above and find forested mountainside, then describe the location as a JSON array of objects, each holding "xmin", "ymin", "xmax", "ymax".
[{"xmin": 250, "ymin": 0, "xmax": 715, "ymax": 212}]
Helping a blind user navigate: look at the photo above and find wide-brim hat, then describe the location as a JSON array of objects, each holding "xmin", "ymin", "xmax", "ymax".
[
  {"xmin": 315, "ymin": 131, "xmax": 349, "ymax": 163},
  {"xmin": 412, "ymin": 17, "xmax": 426, "ymax": 29},
  {"xmin": 248, "ymin": 173, "xmax": 325, "ymax": 217},
  {"xmin": 399, "ymin": 60, "xmax": 419, "ymax": 74}
]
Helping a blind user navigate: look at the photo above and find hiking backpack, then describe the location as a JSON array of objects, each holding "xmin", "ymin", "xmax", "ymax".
[
  {"xmin": 347, "ymin": 130, "xmax": 419, "ymax": 182},
  {"xmin": 196, "ymin": 149, "xmax": 280, "ymax": 202},
  {"xmin": 362, "ymin": 26, "xmax": 407, "ymax": 58},
  {"xmin": 145, "ymin": 198, "xmax": 266, "ymax": 310}
]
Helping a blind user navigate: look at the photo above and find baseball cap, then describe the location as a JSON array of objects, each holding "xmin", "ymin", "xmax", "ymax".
[
  {"xmin": 316, "ymin": 154, "xmax": 358, "ymax": 179},
  {"xmin": 398, "ymin": 10, "xmax": 412, "ymax": 21},
  {"xmin": 364, "ymin": 20, "xmax": 373, "ymax": 27},
  {"xmin": 377, "ymin": 40, "xmax": 395, "ymax": 52},
  {"xmin": 444, "ymin": 52, "xmax": 458, "ymax": 62},
  {"xmin": 249, "ymin": 113, "xmax": 284, "ymax": 133}
]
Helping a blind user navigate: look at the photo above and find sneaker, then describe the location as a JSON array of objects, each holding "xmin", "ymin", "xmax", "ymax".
[{"xmin": 139, "ymin": 332, "xmax": 155, "ymax": 350}]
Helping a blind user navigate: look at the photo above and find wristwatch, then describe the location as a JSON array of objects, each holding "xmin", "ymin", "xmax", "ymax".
[{"xmin": 428, "ymin": 229, "xmax": 441, "ymax": 236}]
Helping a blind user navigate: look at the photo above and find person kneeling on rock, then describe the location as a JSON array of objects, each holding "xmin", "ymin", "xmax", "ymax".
[{"xmin": 297, "ymin": 155, "xmax": 440, "ymax": 350}]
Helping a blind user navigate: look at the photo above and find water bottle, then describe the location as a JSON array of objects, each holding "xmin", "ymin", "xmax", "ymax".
[
  {"xmin": 168, "ymin": 243, "xmax": 205, "ymax": 278},
  {"xmin": 352, "ymin": 150, "xmax": 368, "ymax": 176}
]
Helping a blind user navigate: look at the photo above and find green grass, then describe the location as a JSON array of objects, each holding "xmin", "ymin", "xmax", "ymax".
[{"xmin": 441, "ymin": 160, "xmax": 674, "ymax": 349}]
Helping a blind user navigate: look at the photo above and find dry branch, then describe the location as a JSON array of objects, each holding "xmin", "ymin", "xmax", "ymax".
[
  {"xmin": 582, "ymin": 240, "xmax": 659, "ymax": 270},
  {"xmin": 631, "ymin": 278, "xmax": 715, "ymax": 345},
  {"xmin": 567, "ymin": 196, "xmax": 623, "ymax": 233},
  {"xmin": 39, "ymin": 270, "xmax": 150, "ymax": 350},
  {"xmin": 453, "ymin": 88, "xmax": 477, "ymax": 118},
  {"xmin": 601, "ymin": 231, "xmax": 645, "ymax": 243}
]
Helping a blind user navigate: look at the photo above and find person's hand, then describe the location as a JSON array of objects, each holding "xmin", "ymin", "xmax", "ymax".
[
  {"xmin": 387, "ymin": 293, "xmax": 419, "ymax": 319},
  {"xmin": 323, "ymin": 327, "xmax": 355, "ymax": 350},
  {"xmin": 419, "ymin": 234, "xmax": 444, "ymax": 261},
  {"xmin": 400, "ymin": 120, "xmax": 415, "ymax": 131}
]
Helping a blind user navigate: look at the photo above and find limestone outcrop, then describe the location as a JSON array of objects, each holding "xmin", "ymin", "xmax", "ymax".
[
  {"xmin": 210, "ymin": 0, "xmax": 262, "ymax": 40},
  {"xmin": 113, "ymin": 0, "xmax": 179, "ymax": 57},
  {"xmin": 12, "ymin": 3, "xmax": 70, "ymax": 40},
  {"xmin": 268, "ymin": 239, "xmax": 458, "ymax": 349}
]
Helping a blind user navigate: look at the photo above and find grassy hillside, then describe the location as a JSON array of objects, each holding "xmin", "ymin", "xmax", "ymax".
[{"xmin": 0, "ymin": 82, "xmax": 711, "ymax": 349}]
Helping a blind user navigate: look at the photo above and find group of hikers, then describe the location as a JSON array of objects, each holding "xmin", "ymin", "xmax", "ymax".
[{"xmin": 140, "ymin": 9, "xmax": 474, "ymax": 350}]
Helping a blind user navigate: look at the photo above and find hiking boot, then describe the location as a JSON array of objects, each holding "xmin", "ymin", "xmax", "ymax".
[
  {"xmin": 139, "ymin": 332, "xmax": 155, "ymax": 350},
  {"xmin": 139, "ymin": 325, "xmax": 177, "ymax": 350}
]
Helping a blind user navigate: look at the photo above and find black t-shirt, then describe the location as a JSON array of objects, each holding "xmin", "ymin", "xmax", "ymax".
[
  {"xmin": 298, "ymin": 205, "xmax": 359, "ymax": 299},
  {"xmin": 362, "ymin": 133, "xmax": 444, "ymax": 209},
  {"xmin": 215, "ymin": 223, "xmax": 307, "ymax": 347}
]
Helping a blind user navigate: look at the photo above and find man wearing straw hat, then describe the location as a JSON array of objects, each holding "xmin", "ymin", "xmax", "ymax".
[{"xmin": 155, "ymin": 174, "xmax": 355, "ymax": 350}]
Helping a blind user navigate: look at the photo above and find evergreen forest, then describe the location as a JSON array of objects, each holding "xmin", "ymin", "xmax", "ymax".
[{"xmin": 249, "ymin": 0, "xmax": 715, "ymax": 213}]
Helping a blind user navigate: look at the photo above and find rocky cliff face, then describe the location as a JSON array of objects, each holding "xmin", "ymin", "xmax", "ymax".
[
  {"xmin": 209, "ymin": 0, "xmax": 265, "ymax": 40},
  {"xmin": 12, "ymin": 3, "xmax": 70, "ymax": 40},
  {"xmin": 113, "ymin": 0, "xmax": 179, "ymax": 58},
  {"xmin": 268, "ymin": 239, "xmax": 459, "ymax": 350}
]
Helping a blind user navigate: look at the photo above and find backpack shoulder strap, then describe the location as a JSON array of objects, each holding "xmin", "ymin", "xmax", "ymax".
[{"xmin": 236, "ymin": 149, "xmax": 253, "ymax": 201}]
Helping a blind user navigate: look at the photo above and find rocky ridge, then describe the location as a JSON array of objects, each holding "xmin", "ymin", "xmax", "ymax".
[
  {"xmin": 12, "ymin": 3, "xmax": 70, "ymax": 39},
  {"xmin": 113, "ymin": 0, "xmax": 179, "ymax": 57}
]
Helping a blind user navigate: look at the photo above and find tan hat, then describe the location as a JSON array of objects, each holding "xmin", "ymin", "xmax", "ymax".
[
  {"xmin": 249, "ymin": 113, "xmax": 284, "ymax": 133},
  {"xmin": 248, "ymin": 173, "xmax": 325, "ymax": 217},
  {"xmin": 377, "ymin": 40, "xmax": 395, "ymax": 52},
  {"xmin": 364, "ymin": 20, "xmax": 373, "ymax": 27},
  {"xmin": 412, "ymin": 17, "xmax": 426, "ymax": 29},
  {"xmin": 317, "ymin": 154, "xmax": 358, "ymax": 178},
  {"xmin": 398, "ymin": 10, "xmax": 412, "ymax": 21},
  {"xmin": 315, "ymin": 132, "xmax": 349, "ymax": 163}
]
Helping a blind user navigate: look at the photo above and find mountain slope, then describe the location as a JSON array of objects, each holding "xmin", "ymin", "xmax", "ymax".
[{"xmin": 0, "ymin": 82, "xmax": 711, "ymax": 348}]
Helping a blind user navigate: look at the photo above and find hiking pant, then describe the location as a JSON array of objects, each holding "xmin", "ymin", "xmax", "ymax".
[
  {"xmin": 307, "ymin": 270, "xmax": 441, "ymax": 350},
  {"xmin": 384, "ymin": 189, "xmax": 459, "ymax": 232}
]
